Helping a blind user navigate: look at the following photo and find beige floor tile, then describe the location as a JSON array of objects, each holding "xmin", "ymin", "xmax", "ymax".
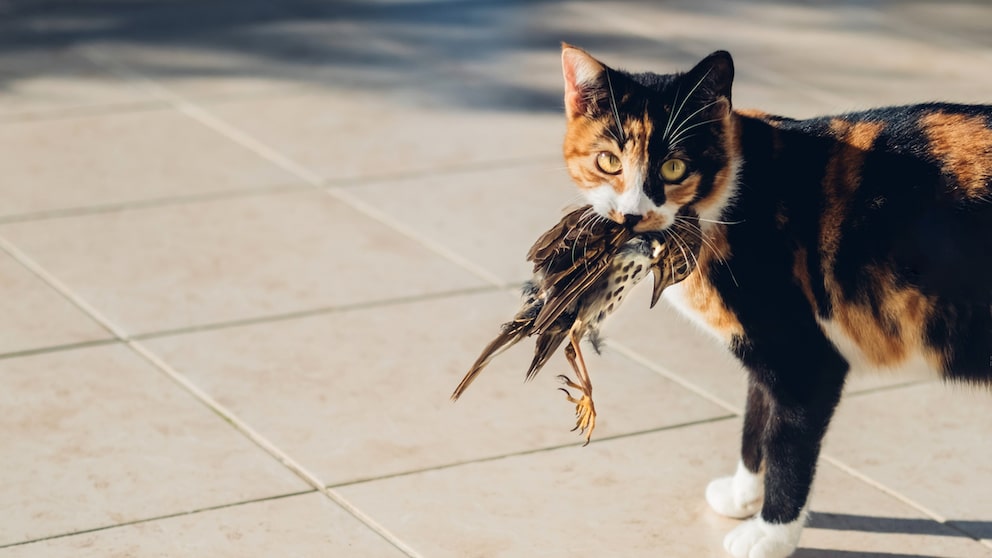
[
  {"xmin": 0, "ymin": 49, "xmax": 156, "ymax": 120},
  {"xmin": 338, "ymin": 419, "xmax": 991, "ymax": 558},
  {"xmin": 0, "ymin": 109, "xmax": 299, "ymax": 218},
  {"xmin": 0, "ymin": 345, "xmax": 306, "ymax": 546},
  {"xmin": 0, "ymin": 190, "xmax": 486, "ymax": 335},
  {"xmin": 0, "ymin": 493, "xmax": 404, "ymax": 558},
  {"xmin": 142, "ymin": 290, "xmax": 730, "ymax": 486},
  {"xmin": 206, "ymin": 90, "xmax": 564, "ymax": 183},
  {"xmin": 0, "ymin": 251, "xmax": 109, "ymax": 355},
  {"xmin": 825, "ymin": 382, "xmax": 992, "ymax": 544},
  {"xmin": 346, "ymin": 161, "xmax": 580, "ymax": 285}
]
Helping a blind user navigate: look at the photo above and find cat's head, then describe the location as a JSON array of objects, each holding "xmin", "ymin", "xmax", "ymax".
[{"xmin": 561, "ymin": 44, "xmax": 740, "ymax": 232}]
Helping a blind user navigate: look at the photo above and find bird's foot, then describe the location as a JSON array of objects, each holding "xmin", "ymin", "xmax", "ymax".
[{"xmin": 557, "ymin": 375, "xmax": 597, "ymax": 446}]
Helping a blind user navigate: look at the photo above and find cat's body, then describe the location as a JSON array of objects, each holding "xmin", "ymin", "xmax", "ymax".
[{"xmin": 559, "ymin": 44, "xmax": 991, "ymax": 558}]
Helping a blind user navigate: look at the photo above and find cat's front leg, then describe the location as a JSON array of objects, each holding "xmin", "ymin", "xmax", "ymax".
[
  {"xmin": 706, "ymin": 381, "xmax": 768, "ymax": 519},
  {"xmin": 719, "ymin": 340, "xmax": 847, "ymax": 558}
]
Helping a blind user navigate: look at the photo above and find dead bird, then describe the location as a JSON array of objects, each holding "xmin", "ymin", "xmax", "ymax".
[{"xmin": 451, "ymin": 205, "xmax": 701, "ymax": 444}]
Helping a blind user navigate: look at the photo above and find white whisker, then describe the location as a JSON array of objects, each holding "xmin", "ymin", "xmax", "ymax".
[
  {"xmin": 669, "ymin": 117, "xmax": 724, "ymax": 146},
  {"xmin": 665, "ymin": 68, "xmax": 712, "ymax": 142},
  {"xmin": 668, "ymin": 99, "xmax": 721, "ymax": 145},
  {"xmin": 663, "ymin": 82, "xmax": 683, "ymax": 140}
]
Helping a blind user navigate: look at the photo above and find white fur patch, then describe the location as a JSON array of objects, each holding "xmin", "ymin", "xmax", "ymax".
[
  {"xmin": 582, "ymin": 169, "xmax": 655, "ymax": 221},
  {"xmin": 585, "ymin": 184, "xmax": 618, "ymax": 219},
  {"xmin": 706, "ymin": 460, "xmax": 764, "ymax": 519},
  {"xmin": 723, "ymin": 510, "xmax": 807, "ymax": 558}
]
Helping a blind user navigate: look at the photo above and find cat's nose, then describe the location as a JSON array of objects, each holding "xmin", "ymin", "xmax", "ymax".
[{"xmin": 623, "ymin": 214, "xmax": 643, "ymax": 227}]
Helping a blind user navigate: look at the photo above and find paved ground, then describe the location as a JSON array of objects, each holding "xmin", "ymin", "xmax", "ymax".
[{"xmin": 1, "ymin": 1, "xmax": 991, "ymax": 556}]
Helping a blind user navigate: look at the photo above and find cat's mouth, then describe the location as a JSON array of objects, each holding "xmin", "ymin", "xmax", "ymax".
[
  {"xmin": 607, "ymin": 210, "xmax": 647, "ymax": 228},
  {"xmin": 632, "ymin": 211, "xmax": 669, "ymax": 233}
]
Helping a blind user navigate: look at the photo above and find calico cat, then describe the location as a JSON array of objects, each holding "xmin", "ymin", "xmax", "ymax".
[{"xmin": 559, "ymin": 43, "xmax": 992, "ymax": 558}]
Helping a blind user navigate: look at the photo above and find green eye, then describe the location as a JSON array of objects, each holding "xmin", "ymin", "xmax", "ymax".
[
  {"xmin": 661, "ymin": 158, "xmax": 687, "ymax": 182},
  {"xmin": 596, "ymin": 152, "xmax": 622, "ymax": 175}
]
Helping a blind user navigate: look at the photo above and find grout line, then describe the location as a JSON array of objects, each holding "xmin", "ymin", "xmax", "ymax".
[
  {"xmin": 322, "ymin": 154, "xmax": 564, "ymax": 190},
  {"xmin": 0, "ymin": 338, "xmax": 120, "ymax": 361},
  {"xmin": 325, "ymin": 187, "xmax": 508, "ymax": 286},
  {"xmin": 127, "ymin": 345, "xmax": 423, "ymax": 558},
  {"xmin": 843, "ymin": 378, "xmax": 936, "ymax": 398},
  {"xmin": 0, "ymin": 236, "xmax": 130, "ymax": 340},
  {"xmin": 0, "ymin": 160, "xmax": 560, "ymax": 227},
  {"xmin": 817, "ymin": 455, "xmax": 949, "ymax": 523},
  {"xmin": 0, "ymin": 489, "xmax": 317, "ymax": 550},
  {"xmin": 331, "ymin": 413, "xmax": 738, "ymax": 489},
  {"xmin": 0, "ymin": 182, "xmax": 311, "ymax": 225},
  {"xmin": 0, "ymin": 233, "xmax": 424, "ymax": 558},
  {"xmin": 132, "ymin": 284, "xmax": 508, "ymax": 341},
  {"xmin": 0, "ymin": 99, "xmax": 174, "ymax": 125}
]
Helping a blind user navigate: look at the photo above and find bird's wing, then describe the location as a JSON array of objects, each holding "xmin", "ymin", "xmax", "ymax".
[{"xmin": 532, "ymin": 223, "xmax": 633, "ymax": 333}]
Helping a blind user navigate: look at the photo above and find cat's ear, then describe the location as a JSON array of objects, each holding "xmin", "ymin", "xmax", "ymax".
[
  {"xmin": 561, "ymin": 43, "xmax": 606, "ymax": 119},
  {"xmin": 685, "ymin": 50, "xmax": 735, "ymax": 108}
]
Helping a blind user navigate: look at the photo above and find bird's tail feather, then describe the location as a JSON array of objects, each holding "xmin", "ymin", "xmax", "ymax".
[
  {"xmin": 525, "ymin": 328, "xmax": 568, "ymax": 381},
  {"xmin": 451, "ymin": 320, "xmax": 529, "ymax": 401}
]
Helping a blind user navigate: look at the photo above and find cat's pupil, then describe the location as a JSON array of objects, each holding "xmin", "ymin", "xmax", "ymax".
[{"xmin": 661, "ymin": 158, "xmax": 688, "ymax": 182}]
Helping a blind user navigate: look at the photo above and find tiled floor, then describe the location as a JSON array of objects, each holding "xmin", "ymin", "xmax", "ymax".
[{"xmin": 1, "ymin": 1, "xmax": 990, "ymax": 557}]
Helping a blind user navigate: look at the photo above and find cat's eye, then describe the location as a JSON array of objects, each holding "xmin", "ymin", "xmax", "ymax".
[
  {"xmin": 596, "ymin": 152, "xmax": 622, "ymax": 175},
  {"xmin": 661, "ymin": 158, "xmax": 688, "ymax": 182}
]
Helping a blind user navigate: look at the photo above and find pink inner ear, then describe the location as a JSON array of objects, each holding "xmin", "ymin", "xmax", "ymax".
[{"xmin": 562, "ymin": 47, "xmax": 603, "ymax": 118}]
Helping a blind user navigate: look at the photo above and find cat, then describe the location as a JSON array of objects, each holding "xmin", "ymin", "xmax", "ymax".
[{"xmin": 559, "ymin": 42, "xmax": 992, "ymax": 558}]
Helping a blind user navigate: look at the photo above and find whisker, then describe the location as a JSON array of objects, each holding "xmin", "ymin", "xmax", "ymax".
[
  {"xmin": 667, "ymin": 134, "xmax": 696, "ymax": 150},
  {"xmin": 665, "ymin": 68, "xmax": 712, "ymax": 142},
  {"xmin": 673, "ymin": 217, "xmax": 739, "ymax": 287},
  {"xmin": 669, "ymin": 117, "xmax": 724, "ymax": 146},
  {"xmin": 696, "ymin": 217, "xmax": 745, "ymax": 225},
  {"xmin": 605, "ymin": 69, "xmax": 627, "ymax": 145},
  {"xmin": 663, "ymin": 82, "xmax": 683, "ymax": 140},
  {"xmin": 668, "ymin": 99, "xmax": 721, "ymax": 145}
]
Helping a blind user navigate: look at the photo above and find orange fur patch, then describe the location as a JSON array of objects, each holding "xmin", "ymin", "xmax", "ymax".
[
  {"xmin": 633, "ymin": 211, "xmax": 668, "ymax": 232},
  {"xmin": 830, "ymin": 267, "xmax": 942, "ymax": 368},
  {"xmin": 734, "ymin": 108, "xmax": 769, "ymax": 120},
  {"xmin": 678, "ymin": 224, "xmax": 741, "ymax": 338},
  {"xmin": 563, "ymin": 111, "xmax": 651, "ymax": 197},
  {"xmin": 666, "ymin": 175, "xmax": 701, "ymax": 206},
  {"xmin": 691, "ymin": 113, "xmax": 740, "ymax": 222},
  {"xmin": 820, "ymin": 119, "xmax": 884, "ymax": 272},
  {"xmin": 681, "ymin": 272, "xmax": 743, "ymax": 338},
  {"xmin": 921, "ymin": 112, "xmax": 992, "ymax": 200},
  {"xmin": 814, "ymin": 119, "xmax": 943, "ymax": 367}
]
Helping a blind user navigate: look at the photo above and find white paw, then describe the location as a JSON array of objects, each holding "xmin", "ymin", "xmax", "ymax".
[
  {"xmin": 706, "ymin": 461, "xmax": 764, "ymax": 519},
  {"xmin": 723, "ymin": 515, "xmax": 804, "ymax": 558}
]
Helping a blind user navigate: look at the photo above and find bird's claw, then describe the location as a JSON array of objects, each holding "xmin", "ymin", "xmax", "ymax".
[{"xmin": 557, "ymin": 375, "xmax": 597, "ymax": 446}]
